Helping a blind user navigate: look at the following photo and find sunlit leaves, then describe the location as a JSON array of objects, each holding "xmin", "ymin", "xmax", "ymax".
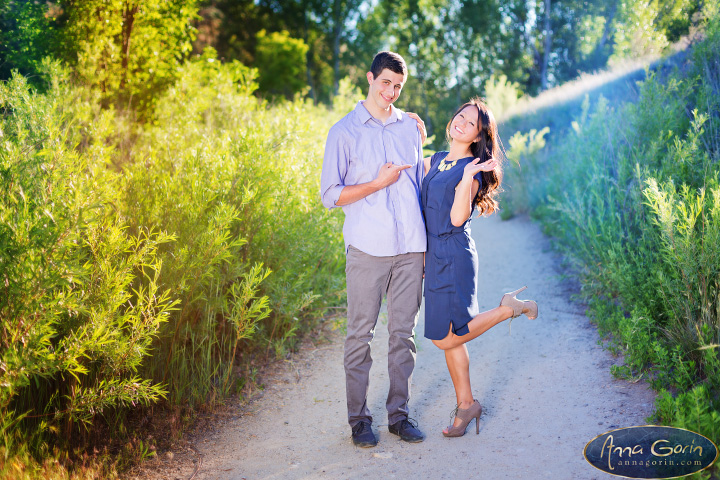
[{"xmin": 61, "ymin": 0, "xmax": 199, "ymax": 113}]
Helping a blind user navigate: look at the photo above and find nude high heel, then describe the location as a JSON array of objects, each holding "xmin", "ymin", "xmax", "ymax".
[
  {"xmin": 500, "ymin": 286, "xmax": 538, "ymax": 320},
  {"xmin": 443, "ymin": 400, "xmax": 482, "ymax": 438}
]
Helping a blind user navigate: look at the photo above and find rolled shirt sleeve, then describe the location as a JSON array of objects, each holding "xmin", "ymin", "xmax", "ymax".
[{"xmin": 320, "ymin": 124, "xmax": 347, "ymax": 209}]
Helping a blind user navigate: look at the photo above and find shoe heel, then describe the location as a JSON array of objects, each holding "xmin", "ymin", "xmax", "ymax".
[
  {"xmin": 444, "ymin": 400, "xmax": 482, "ymax": 438},
  {"xmin": 526, "ymin": 300, "xmax": 538, "ymax": 320}
]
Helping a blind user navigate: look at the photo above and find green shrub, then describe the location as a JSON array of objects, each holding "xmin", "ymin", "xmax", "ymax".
[
  {"xmin": 0, "ymin": 64, "xmax": 173, "ymax": 465},
  {"xmin": 121, "ymin": 51, "xmax": 346, "ymax": 407},
  {"xmin": 502, "ymin": 125, "xmax": 549, "ymax": 218},
  {"xmin": 643, "ymin": 178, "xmax": 720, "ymax": 383},
  {"xmin": 653, "ymin": 386, "xmax": 720, "ymax": 479},
  {"xmin": 0, "ymin": 51, "xmax": 348, "ymax": 475}
]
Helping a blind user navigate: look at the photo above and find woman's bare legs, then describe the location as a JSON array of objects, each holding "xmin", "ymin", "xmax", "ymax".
[
  {"xmin": 432, "ymin": 305, "xmax": 514, "ymax": 351},
  {"xmin": 437, "ymin": 310, "xmax": 511, "ymax": 433},
  {"xmin": 443, "ymin": 344, "xmax": 474, "ymax": 432},
  {"xmin": 432, "ymin": 291, "xmax": 537, "ymax": 433}
]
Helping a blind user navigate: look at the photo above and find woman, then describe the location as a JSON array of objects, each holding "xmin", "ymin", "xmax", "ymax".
[{"xmin": 418, "ymin": 98, "xmax": 538, "ymax": 437}]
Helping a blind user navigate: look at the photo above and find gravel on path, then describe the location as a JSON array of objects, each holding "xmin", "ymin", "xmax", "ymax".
[{"xmin": 128, "ymin": 214, "xmax": 656, "ymax": 480}]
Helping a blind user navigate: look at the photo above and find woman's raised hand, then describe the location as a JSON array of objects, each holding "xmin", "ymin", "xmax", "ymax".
[
  {"xmin": 405, "ymin": 112, "xmax": 427, "ymax": 144},
  {"xmin": 463, "ymin": 157, "xmax": 498, "ymax": 180}
]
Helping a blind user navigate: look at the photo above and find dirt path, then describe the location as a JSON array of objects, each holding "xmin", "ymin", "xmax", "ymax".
[{"xmin": 132, "ymin": 214, "xmax": 656, "ymax": 480}]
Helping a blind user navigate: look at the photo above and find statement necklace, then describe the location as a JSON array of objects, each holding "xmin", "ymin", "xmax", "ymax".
[{"xmin": 437, "ymin": 157, "xmax": 457, "ymax": 172}]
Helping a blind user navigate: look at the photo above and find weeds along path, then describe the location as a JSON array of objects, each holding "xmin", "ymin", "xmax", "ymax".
[{"xmin": 132, "ymin": 214, "xmax": 656, "ymax": 480}]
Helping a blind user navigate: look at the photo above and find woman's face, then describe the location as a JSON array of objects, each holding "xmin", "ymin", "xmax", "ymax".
[{"xmin": 449, "ymin": 106, "xmax": 481, "ymax": 143}]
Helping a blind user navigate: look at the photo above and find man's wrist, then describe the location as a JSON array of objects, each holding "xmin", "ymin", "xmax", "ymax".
[{"xmin": 369, "ymin": 178, "xmax": 383, "ymax": 191}]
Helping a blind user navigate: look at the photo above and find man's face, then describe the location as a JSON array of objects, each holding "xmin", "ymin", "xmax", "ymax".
[{"xmin": 366, "ymin": 68, "xmax": 406, "ymax": 111}]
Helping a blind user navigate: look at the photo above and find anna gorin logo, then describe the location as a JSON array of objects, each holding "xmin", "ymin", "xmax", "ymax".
[{"xmin": 584, "ymin": 425, "xmax": 718, "ymax": 479}]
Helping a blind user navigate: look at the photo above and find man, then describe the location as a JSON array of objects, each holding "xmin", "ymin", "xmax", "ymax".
[{"xmin": 320, "ymin": 51, "xmax": 427, "ymax": 447}]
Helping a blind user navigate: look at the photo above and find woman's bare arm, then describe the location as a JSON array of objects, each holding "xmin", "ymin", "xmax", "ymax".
[{"xmin": 450, "ymin": 158, "xmax": 498, "ymax": 226}]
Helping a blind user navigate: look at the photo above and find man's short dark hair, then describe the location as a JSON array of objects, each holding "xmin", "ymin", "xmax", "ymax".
[{"xmin": 370, "ymin": 51, "xmax": 407, "ymax": 78}]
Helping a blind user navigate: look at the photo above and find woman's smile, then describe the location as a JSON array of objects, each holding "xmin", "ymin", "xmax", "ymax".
[{"xmin": 449, "ymin": 106, "xmax": 480, "ymax": 141}]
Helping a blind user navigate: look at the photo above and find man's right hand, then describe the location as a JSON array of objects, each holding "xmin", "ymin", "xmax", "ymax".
[
  {"xmin": 375, "ymin": 163, "xmax": 412, "ymax": 189},
  {"xmin": 335, "ymin": 163, "xmax": 412, "ymax": 206}
]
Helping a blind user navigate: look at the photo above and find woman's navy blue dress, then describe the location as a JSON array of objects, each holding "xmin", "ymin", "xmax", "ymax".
[{"xmin": 422, "ymin": 151, "xmax": 481, "ymax": 340}]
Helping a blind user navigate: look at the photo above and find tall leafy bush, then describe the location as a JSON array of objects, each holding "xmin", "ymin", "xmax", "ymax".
[
  {"xmin": 0, "ymin": 50, "xmax": 348, "ymax": 476},
  {"xmin": 0, "ymin": 64, "xmax": 173, "ymax": 470},
  {"xmin": 502, "ymin": 4, "xmax": 720, "ymax": 461}
]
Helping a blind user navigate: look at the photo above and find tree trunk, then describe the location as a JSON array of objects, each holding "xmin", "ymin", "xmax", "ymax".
[
  {"xmin": 302, "ymin": 2, "xmax": 316, "ymax": 103},
  {"xmin": 120, "ymin": 1, "xmax": 139, "ymax": 92},
  {"xmin": 456, "ymin": 75, "xmax": 461, "ymax": 106},
  {"xmin": 597, "ymin": 0, "xmax": 618, "ymax": 54},
  {"xmin": 421, "ymin": 76, "xmax": 432, "ymax": 137},
  {"xmin": 540, "ymin": 0, "xmax": 551, "ymax": 91},
  {"xmin": 414, "ymin": 56, "xmax": 432, "ymax": 135},
  {"xmin": 332, "ymin": 0, "xmax": 342, "ymax": 96}
]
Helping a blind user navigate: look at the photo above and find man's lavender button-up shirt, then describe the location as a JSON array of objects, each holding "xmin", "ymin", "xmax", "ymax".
[{"xmin": 320, "ymin": 101, "xmax": 426, "ymax": 257}]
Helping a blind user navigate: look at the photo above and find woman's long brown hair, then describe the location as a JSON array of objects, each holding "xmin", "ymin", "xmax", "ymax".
[{"xmin": 445, "ymin": 97, "xmax": 504, "ymax": 215}]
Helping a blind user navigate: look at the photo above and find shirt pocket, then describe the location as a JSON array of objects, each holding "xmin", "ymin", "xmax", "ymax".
[
  {"xmin": 346, "ymin": 154, "xmax": 374, "ymax": 185},
  {"xmin": 385, "ymin": 128, "xmax": 419, "ymax": 167}
]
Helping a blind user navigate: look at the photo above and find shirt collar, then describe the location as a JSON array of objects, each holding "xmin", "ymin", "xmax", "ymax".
[
  {"xmin": 355, "ymin": 101, "xmax": 403, "ymax": 125},
  {"xmin": 390, "ymin": 105, "xmax": 403, "ymax": 123}
]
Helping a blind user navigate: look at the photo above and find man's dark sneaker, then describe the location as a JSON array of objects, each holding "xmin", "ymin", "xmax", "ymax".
[
  {"xmin": 388, "ymin": 417, "xmax": 425, "ymax": 443},
  {"xmin": 351, "ymin": 421, "xmax": 378, "ymax": 447}
]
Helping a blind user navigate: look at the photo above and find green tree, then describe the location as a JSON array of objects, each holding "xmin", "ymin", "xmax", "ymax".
[
  {"xmin": 0, "ymin": 1, "xmax": 63, "ymax": 82},
  {"xmin": 255, "ymin": 29, "xmax": 309, "ymax": 97},
  {"xmin": 611, "ymin": 0, "xmax": 669, "ymax": 61},
  {"xmin": 194, "ymin": 0, "xmax": 363, "ymax": 104},
  {"xmin": 193, "ymin": 0, "xmax": 701, "ymax": 115},
  {"xmin": 60, "ymin": 0, "xmax": 198, "ymax": 112},
  {"xmin": 656, "ymin": 0, "xmax": 701, "ymax": 42},
  {"xmin": 327, "ymin": 0, "xmax": 363, "ymax": 94},
  {"xmin": 348, "ymin": 0, "xmax": 515, "ymax": 140}
]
